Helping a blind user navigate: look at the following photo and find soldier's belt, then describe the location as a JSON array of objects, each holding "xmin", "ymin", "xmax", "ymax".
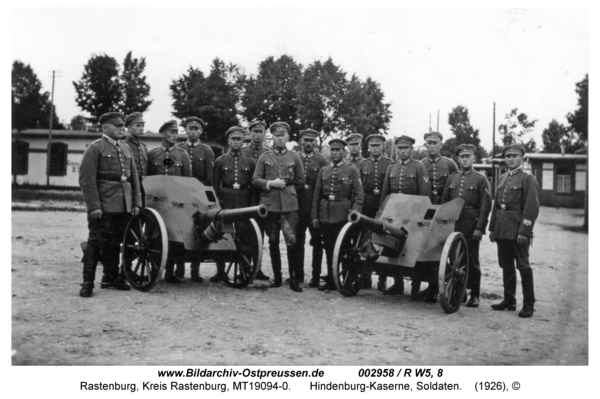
[
  {"xmin": 304, "ymin": 184, "xmax": 313, "ymax": 190},
  {"xmin": 322, "ymin": 195, "xmax": 346, "ymax": 201},
  {"xmin": 497, "ymin": 205, "xmax": 523, "ymax": 212},
  {"xmin": 99, "ymin": 176, "xmax": 130, "ymax": 183},
  {"xmin": 223, "ymin": 183, "xmax": 250, "ymax": 190},
  {"xmin": 364, "ymin": 189, "xmax": 380, "ymax": 195}
]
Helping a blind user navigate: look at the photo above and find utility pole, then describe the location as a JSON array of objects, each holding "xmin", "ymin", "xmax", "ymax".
[
  {"xmin": 491, "ymin": 102, "xmax": 496, "ymax": 196},
  {"xmin": 46, "ymin": 71, "xmax": 56, "ymax": 187},
  {"xmin": 436, "ymin": 110, "xmax": 439, "ymax": 132},
  {"xmin": 429, "ymin": 114, "xmax": 432, "ymax": 132}
]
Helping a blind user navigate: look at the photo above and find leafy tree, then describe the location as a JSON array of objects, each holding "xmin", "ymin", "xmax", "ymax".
[
  {"xmin": 170, "ymin": 59, "xmax": 244, "ymax": 144},
  {"xmin": 73, "ymin": 54, "xmax": 123, "ymax": 122},
  {"xmin": 241, "ymin": 55, "xmax": 304, "ymax": 140},
  {"xmin": 497, "ymin": 108, "xmax": 537, "ymax": 152},
  {"xmin": 296, "ymin": 58, "xmax": 347, "ymax": 142},
  {"xmin": 70, "ymin": 115, "xmax": 88, "ymax": 131},
  {"xmin": 541, "ymin": 120, "xmax": 570, "ymax": 153},
  {"xmin": 444, "ymin": 105, "xmax": 487, "ymax": 161},
  {"xmin": 566, "ymin": 74, "xmax": 588, "ymax": 146},
  {"xmin": 12, "ymin": 60, "xmax": 62, "ymax": 131},
  {"xmin": 119, "ymin": 51, "xmax": 152, "ymax": 116},
  {"xmin": 338, "ymin": 74, "xmax": 392, "ymax": 141}
]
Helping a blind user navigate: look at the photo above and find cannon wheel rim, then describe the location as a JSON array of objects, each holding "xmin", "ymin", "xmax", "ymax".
[
  {"xmin": 438, "ymin": 232, "xmax": 469, "ymax": 314},
  {"xmin": 332, "ymin": 222, "xmax": 363, "ymax": 297},
  {"xmin": 222, "ymin": 218, "xmax": 262, "ymax": 288},
  {"xmin": 121, "ymin": 208, "xmax": 168, "ymax": 292}
]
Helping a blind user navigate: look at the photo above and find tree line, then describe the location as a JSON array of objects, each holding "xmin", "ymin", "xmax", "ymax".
[{"xmin": 12, "ymin": 52, "xmax": 586, "ymax": 157}]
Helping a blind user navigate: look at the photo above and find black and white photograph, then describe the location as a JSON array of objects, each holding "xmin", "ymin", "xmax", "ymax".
[{"xmin": 8, "ymin": 2, "xmax": 595, "ymax": 395}]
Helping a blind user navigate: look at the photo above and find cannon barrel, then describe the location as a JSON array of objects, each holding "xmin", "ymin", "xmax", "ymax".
[
  {"xmin": 348, "ymin": 210, "xmax": 407, "ymax": 241},
  {"xmin": 193, "ymin": 205, "xmax": 268, "ymax": 246}
]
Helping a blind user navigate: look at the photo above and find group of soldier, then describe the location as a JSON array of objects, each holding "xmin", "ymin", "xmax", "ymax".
[{"xmin": 78, "ymin": 111, "xmax": 539, "ymax": 318}]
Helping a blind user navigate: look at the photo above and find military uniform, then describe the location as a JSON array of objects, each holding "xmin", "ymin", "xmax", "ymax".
[
  {"xmin": 178, "ymin": 140, "xmax": 215, "ymax": 186},
  {"xmin": 347, "ymin": 155, "xmax": 365, "ymax": 169},
  {"xmin": 311, "ymin": 139, "xmax": 364, "ymax": 291},
  {"xmin": 252, "ymin": 122, "xmax": 306, "ymax": 290},
  {"xmin": 296, "ymin": 130, "xmax": 329, "ymax": 285},
  {"xmin": 489, "ymin": 144, "xmax": 539, "ymax": 316},
  {"xmin": 442, "ymin": 144, "xmax": 491, "ymax": 304},
  {"xmin": 380, "ymin": 159, "xmax": 432, "ymax": 206},
  {"xmin": 79, "ymin": 112, "xmax": 142, "ymax": 297},
  {"xmin": 214, "ymin": 149, "xmax": 256, "ymax": 209},
  {"xmin": 421, "ymin": 155, "xmax": 458, "ymax": 204},
  {"xmin": 345, "ymin": 133, "xmax": 365, "ymax": 169},
  {"xmin": 147, "ymin": 146, "xmax": 192, "ymax": 177},
  {"xmin": 242, "ymin": 143, "xmax": 271, "ymax": 162}
]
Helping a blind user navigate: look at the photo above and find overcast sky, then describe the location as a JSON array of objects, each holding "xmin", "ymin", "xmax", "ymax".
[{"xmin": 11, "ymin": 6, "xmax": 588, "ymax": 150}]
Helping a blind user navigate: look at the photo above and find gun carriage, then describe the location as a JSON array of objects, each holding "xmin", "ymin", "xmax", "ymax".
[
  {"xmin": 120, "ymin": 175, "xmax": 267, "ymax": 291},
  {"xmin": 332, "ymin": 194, "xmax": 468, "ymax": 314}
]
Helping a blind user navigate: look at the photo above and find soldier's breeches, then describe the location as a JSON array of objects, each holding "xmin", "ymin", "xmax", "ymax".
[
  {"xmin": 497, "ymin": 239, "xmax": 534, "ymax": 304},
  {"xmin": 264, "ymin": 212, "xmax": 299, "ymax": 247},
  {"xmin": 321, "ymin": 222, "xmax": 345, "ymax": 283},
  {"xmin": 82, "ymin": 213, "xmax": 128, "ymax": 282}
]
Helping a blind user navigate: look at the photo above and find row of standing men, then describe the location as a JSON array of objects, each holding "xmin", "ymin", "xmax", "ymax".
[{"xmin": 78, "ymin": 112, "xmax": 539, "ymax": 318}]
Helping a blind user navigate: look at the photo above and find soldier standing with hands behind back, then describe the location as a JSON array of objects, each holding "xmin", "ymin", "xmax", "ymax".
[
  {"xmin": 489, "ymin": 144, "xmax": 539, "ymax": 318},
  {"xmin": 442, "ymin": 144, "xmax": 491, "ymax": 308},
  {"xmin": 252, "ymin": 122, "xmax": 305, "ymax": 292},
  {"xmin": 79, "ymin": 112, "xmax": 141, "ymax": 297}
]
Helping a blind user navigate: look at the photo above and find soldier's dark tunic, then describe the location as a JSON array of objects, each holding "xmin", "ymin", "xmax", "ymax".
[
  {"xmin": 242, "ymin": 143, "xmax": 270, "ymax": 162},
  {"xmin": 124, "ymin": 135, "xmax": 148, "ymax": 181},
  {"xmin": 296, "ymin": 151, "xmax": 329, "ymax": 282},
  {"xmin": 178, "ymin": 140, "xmax": 215, "ymax": 186},
  {"xmin": 79, "ymin": 135, "xmax": 142, "ymax": 283},
  {"xmin": 347, "ymin": 155, "xmax": 365, "ymax": 169},
  {"xmin": 359, "ymin": 155, "xmax": 395, "ymax": 217},
  {"xmin": 489, "ymin": 167, "xmax": 539, "ymax": 306},
  {"xmin": 421, "ymin": 155, "xmax": 458, "ymax": 204},
  {"xmin": 442, "ymin": 169, "xmax": 492, "ymax": 297},
  {"xmin": 147, "ymin": 145, "xmax": 192, "ymax": 177},
  {"xmin": 213, "ymin": 150, "xmax": 256, "ymax": 209},
  {"xmin": 380, "ymin": 158, "xmax": 432, "ymax": 207},
  {"xmin": 253, "ymin": 148, "xmax": 306, "ymax": 282},
  {"xmin": 311, "ymin": 160, "xmax": 364, "ymax": 286}
]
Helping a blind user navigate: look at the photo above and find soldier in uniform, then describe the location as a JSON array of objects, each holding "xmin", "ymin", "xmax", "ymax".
[
  {"xmin": 252, "ymin": 121, "xmax": 306, "ymax": 292},
  {"xmin": 178, "ymin": 117, "xmax": 215, "ymax": 186},
  {"xmin": 295, "ymin": 129, "xmax": 329, "ymax": 288},
  {"xmin": 311, "ymin": 138, "xmax": 364, "ymax": 293},
  {"xmin": 358, "ymin": 134, "xmax": 395, "ymax": 290},
  {"xmin": 123, "ymin": 112, "xmax": 148, "ymax": 188},
  {"xmin": 441, "ymin": 144, "xmax": 492, "ymax": 308},
  {"xmin": 242, "ymin": 131, "xmax": 252, "ymax": 148},
  {"xmin": 379, "ymin": 135, "xmax": 432, "ymax": 296},
  {"xmin": 241, "ymin": 120, "xmax": 272, "ymax": 281},
  {"xmin": 177, "ymin": 117, "xmax": 215, "ymax": 281},
  {"xmin": 345, "ymin": 133, "xmax": 365, "ymax": 168},
  {"xmin": 79, "ymin": 112, "xmax": 142, "ymax": 297},
  {"xmin": 147, "ymin": 120, "xmax": 192, "ymax": 283},
  {"xmin": 489, "ymin": 144, "xmax": 539, "ymax": 318},
  {"xmin": 210, "ymin": 126, "xmax": 257, "ymax": 282},
  {"xmin": 414, "ymin": 131, "xmax": 458, "ymax": 300}
]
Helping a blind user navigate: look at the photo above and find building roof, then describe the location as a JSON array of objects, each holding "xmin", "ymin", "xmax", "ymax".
[{"xmin": 524, "ymin": 153, "xmax": 587, "ymax": 161}]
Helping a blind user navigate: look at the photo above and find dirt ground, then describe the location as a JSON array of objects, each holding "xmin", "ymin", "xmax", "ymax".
[{"xmin": 11, "ymin": 206, "xmax": 588, "ymax": 365}]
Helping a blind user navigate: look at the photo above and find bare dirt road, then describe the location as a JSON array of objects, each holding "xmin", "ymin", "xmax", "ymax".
[{"xmin": 11, "ymin": 207, "xmax": 587, "ymax": 365}]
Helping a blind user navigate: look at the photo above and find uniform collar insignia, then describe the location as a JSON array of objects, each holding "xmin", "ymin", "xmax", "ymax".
[
  {"xmin": 331, "ymin": 160, "xmax": 344, "ymax": 168},
  {"xmin": 302, "ymin": 151, "xmax": 314, "ymax": 158},
  {"xmin": 161, "ymin": 145, "xmax": 174, "ymax": 152},
  {"xmin": 274, "ymin": 148, "xmax": 287, "ymax": 155},
  {"xmin": 509, "ymin": 166, "xmax": 523, "ymax": 176},
  {"xmin": 371, "ymin": 155, "xmax": 381, "ymax": 162},
  {"xmin": 102, "ymin": 134, "xmax": 118, "ymax": 146},
  {"xmin": 462, "ymin": 168, "xmax": 473, "ymax": 175},
  {"xmin": 428, "ymin": 156, "xmax": 440, "ymax": 163},
  {"xmin": 186, "ymin": 140, "xmax": 200, "ymax": 147},
  {"xmin": 401, "ymin": 158, "xmax": 412, "ymax": 166}
]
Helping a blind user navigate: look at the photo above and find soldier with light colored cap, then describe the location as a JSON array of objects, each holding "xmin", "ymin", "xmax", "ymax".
[
  {"xmin": 489, "ymin": 143, "xmax": 539, "ymax": 318},
  {"xmin": 345, "ymin": 133, "xmax": 365, "ymax": 168},
  {"xmin": 311, "ymin": 138, "xmax": 364, "ymax": 292},
  {"xmin": 442, "ymin": 144, "xmax": 492, "ymax": 308}
]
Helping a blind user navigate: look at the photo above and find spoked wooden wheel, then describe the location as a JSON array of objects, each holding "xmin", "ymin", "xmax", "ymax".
[
  {"xmin": 332, "ymin": 222, "xmax": 363, "ymax": 297},
  {"xmin": 121, "ymin": 208, "xmax": 168, "ymax": 292},
  {"xmin": 222, "ymin": 218, "xmax": 262, "ymax": 288},
  {"xmin": 438, "ymin": 232, "xmax": 469, "ymax": 314}
]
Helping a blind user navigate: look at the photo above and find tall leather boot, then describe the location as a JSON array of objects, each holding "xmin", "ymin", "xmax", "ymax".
[
  {"xmin": 164, "ymin": 258, "xmax": 181, "ymax": 283},
  {"xmin": 270, "ymin": 245, "xmax": 282, "ymax": 288},
  {"xmin": 503, "ymin": 266, "xmax": 517, "ymax": 306},
  {"xmin": 190, "ymin": 261, "xmax": 203, "ymax": 283},
  {"xmin": 210, "ymin": 261, "xmax": 226, "ymax": 283},
  {"xmin": 81, "ymin": 262, "xmax": 96, "ymax": 297},
  {"xmin": 519, "ymin": 268, "xmax": 536, "ymax": 308},
  {"xmin": 309, "ymin": 247, "xmax": 323, "ymax": 288},
  {"xmin": 287, "ymin": 247, "xmax": 302, "ymax": 292},
  {"xmin": 175, "ymin": 261, "xmax": 185, "ymax": 279}
]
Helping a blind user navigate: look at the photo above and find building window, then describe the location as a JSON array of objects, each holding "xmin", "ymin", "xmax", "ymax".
[
  {"xmin": 12, "ymin": 140, "xmax": 29, "ymax": 175},
  {"xmin": 49, "ymin": 142, "xmax": 68, "ymax": 176},
  {"xmin": 542, "ymin": 162, "xmax": 553, "ymax": 190},
  {"xmin": 556, "ymin": 167, "xmax": 572, "ymax": 194},
  {"xmin": 575, "ymin": 163, "xmax": 586, "ymax": 191}
]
